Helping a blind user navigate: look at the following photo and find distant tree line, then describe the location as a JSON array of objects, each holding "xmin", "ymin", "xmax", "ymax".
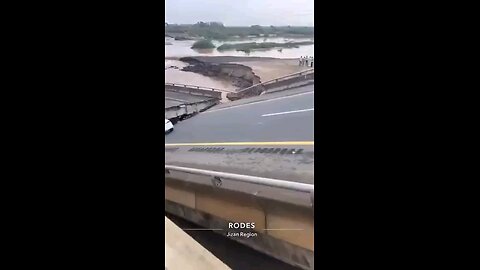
[{"xmin": 165, "ymin": 22, "xmax": 313, "ymax": 40}]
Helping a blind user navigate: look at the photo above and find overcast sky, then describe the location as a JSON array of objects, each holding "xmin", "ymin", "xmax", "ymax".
[{"xmin": 165, "ymin": 0, "xmax": 314, "ymax": 26}]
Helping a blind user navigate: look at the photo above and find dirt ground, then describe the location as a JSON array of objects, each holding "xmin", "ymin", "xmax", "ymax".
[
  {"xmin": 165, "ymin": 56, "xmax": 312, "ymax": 104},
  {"xmin": 232, "ymin": 59, "xmax": 311, "ymax": 81},
  {"xmin": 168, "ymin": 56, "xmax": 312, "ymax": 82}
]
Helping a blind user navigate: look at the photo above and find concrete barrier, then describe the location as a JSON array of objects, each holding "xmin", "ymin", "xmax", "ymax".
[
  {"xmin": 164, "ymin": 84, "xmax": 222, "ymax": 120},
  {"xmin": 165, "ymin": 180, "xmax": 314, "ymax": 270},
  {"xmin": 165, "ymin": 83, "xmax": 223, "ymax": 99},
  {"xmin": 227, "ymin": 69, "xmax": 314, "ymax": 101},
  {"xmin": 262, "ymin": 79, "xmax": 315, "ymax": 95},
  {"xmin": 164, "ymin": 98, "xmax": 219, "ymax": 120},
  {"xmin": 165, "ymin": 216, "xmax": 231, "ymax": 270},
  {"xmin": 164, "ymin": 153, "xmax": 315, "ymax": 270}
]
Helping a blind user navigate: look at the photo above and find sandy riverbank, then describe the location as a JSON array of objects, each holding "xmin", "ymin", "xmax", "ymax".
[
  {"xmin": 175, "ymin": 56, "xmax": 312, "ymax": 82},
  {"xmin": 165, "ymin": 56, "xmax": 313, "ymax": 104},
  {"xmin": 231, "ymin": 59, "xmax": 310, "ymax": 81}
]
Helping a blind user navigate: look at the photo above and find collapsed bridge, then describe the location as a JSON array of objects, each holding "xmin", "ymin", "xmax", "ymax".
[
  {"xmin": 164, "ymin": 83, "xmax": 224, "ymax": 122},
  {"xmin": 165, "ymin": 84, "xmax": 315, "ymax": 270}
]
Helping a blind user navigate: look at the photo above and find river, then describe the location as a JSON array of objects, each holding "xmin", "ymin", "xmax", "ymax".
[
  {"xmin": 165, "ymin": 37, "xmax": 314, "ymax": 58},
  {"xmin": 165, "ymin": 37, "xmax": 314, "ymax": 91}
]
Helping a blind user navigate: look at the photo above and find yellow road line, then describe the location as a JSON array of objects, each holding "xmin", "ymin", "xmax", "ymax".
[{"xmin": 165, "ymin": 141, "xmax": 314, "ymax": 147}]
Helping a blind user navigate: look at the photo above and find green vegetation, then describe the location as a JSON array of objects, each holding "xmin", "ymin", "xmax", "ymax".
[
  {"xmin": 165, "ymin": 22, "xmax": 314, "ymax": 41},
  {"xmin": 191, "ymin": 39, "xmax": 216, "ymax": 49},
  {"xmin": 217, "ymin": 41, "xmax": 314, "ymax": 52}
]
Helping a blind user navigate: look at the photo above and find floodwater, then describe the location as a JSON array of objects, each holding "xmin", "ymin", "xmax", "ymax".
[
  {"xmin": 165, "ymin": 37, "xmax": 314, "ymax": 58},
  {"xmin": 164, "ymin": 37, "xmax": 314, "ymax": 92},
  {"xmin": 165, "ymin": 59, "xmax": 236, "ymax": 92}
]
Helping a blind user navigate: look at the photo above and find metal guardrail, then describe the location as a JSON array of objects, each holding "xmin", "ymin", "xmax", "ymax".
[
  {"xmin": 164, "ymin": 98, "xmax": 219, "ymax": 120},
  {"xmin": 226, "ymin": 68, "xmax": 314, "ymax": 100},
  {"xmin": 165, "ymin": 83, "xmax": 235, "ymax": 93},
  {"xmin": 165, "ymin": 86, "xmax": 222, "ymax": 100},
  {"xmin": 237, "ymin": 68, "xmax": 314, "ymax": 95},
  {"xmin": 164, "ymin": 97, "xmax": 216, "ymax": 110},
  {"xmin": 165, "ymin": 68, "xmax": 314, "ymax": 101},
  {"xmin": 164, "ymin": 83, "xmax": 223, "ymax": 118},
  {"xmin": 165, "ymin": 165, "xmax": 314, "ymax": 208}
]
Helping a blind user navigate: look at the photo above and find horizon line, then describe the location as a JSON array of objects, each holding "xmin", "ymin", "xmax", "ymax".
[{"xmin": 165, "ymin": 23, "xmax": 314, "ymax": 27}]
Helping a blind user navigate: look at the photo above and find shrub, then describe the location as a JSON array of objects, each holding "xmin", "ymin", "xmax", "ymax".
[{"xmin": 191, "ymin": 39, "xmax": 216, "ymax": 49}]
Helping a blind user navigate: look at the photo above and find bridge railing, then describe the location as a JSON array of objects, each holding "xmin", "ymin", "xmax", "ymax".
[
  {"xmin": 165, "ymin": 164, "xmax": 314, "ymax": 208},
  {"xmin": 165, "ymin": 83, "xmax": 234, "ymax": 93},
  {"xmin": 227, "ymin": 68, "xmax": 314, "ymax": 100},
  {"xmin": 165, "ymin": 84, "xmax": 222, "ymax": 100},
  {"xmin": 165, "ymin": 98, "xmax": 219, "ymax": 119},
  {"xmin": 165, "ymin": 82, "xmax": 222, "ymax": 92}
]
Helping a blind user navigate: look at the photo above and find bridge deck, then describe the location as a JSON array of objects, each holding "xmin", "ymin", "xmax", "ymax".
[
  {"xmin": 165, "ymin": 100, "xmax": 183, "ymax": 109},
  {"xmin": 164, "ymin": 88, "xmax": 220, "ymax": 120},
  {"xmin": 165, "ymin": 85, "xmax": 314, "ymax": 184},
  {"xmin": 165, "ymin": 91, "xmax": 211, "ymax": 106}
]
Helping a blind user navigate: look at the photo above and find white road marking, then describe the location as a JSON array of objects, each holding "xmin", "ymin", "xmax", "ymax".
[
  {"xmin": 202, "ymin": 91, "xmax": 313, "ymax": 114},
  {"xmin": 262, "ymin": 108, "xmax": 314, "ymax": 117}
]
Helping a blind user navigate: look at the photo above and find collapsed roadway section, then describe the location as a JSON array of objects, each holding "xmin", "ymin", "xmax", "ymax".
[
  {"xmin": 165, "ymin": 83, "xmax": 223, "ymax": 123},
  {"xmin": 165, "ymin": 84, "xmax": 314, "ymax": 270}
]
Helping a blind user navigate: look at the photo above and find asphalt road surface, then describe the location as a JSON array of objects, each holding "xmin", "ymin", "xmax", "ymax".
[
  {"xmin": 165, "ymin": 84, "xmax": 314, "ymax": 144},
  {"xmin": 165, "ymin": 84, "xmax": 314, "ymax": 184}
]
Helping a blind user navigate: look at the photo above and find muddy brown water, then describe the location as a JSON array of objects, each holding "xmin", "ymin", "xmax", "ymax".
[
  {"xmin": 165, "ymin": 37, "xmax": 314, "ymax": 58},
  {"xmin": 165, "ymin": 60, "xmax": 236, "ymax": 91},
  {"xmin": 165, "ymin": 37, "xmax": 314, "ymax": 96}
]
